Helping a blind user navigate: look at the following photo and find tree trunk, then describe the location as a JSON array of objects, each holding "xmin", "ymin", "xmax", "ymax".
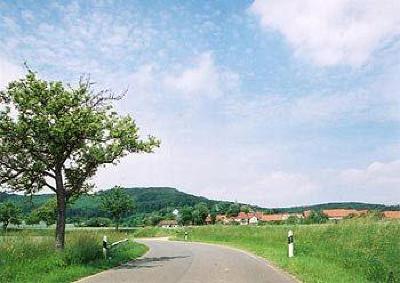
[
  {"xmin": 115, "ymin": 218, "xmax": 119, "ymax": 231},
  {"xmin": 55, "ymin": 170, "xmax": 66, "ymax": 250}
]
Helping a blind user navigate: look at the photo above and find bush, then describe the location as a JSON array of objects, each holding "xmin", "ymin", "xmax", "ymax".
[
  {"xmin": 85, "ymin": 217, "xmax": 112, "ymax": 227},
  {"xmin": 0, "ymin": 229, "xmax": 148, "ymax": 283},
  {"xmin": 63, "ymin": 233, "xmax": 102, "ymax": 264}
]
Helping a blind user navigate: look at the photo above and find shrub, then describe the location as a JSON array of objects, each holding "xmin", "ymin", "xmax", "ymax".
[
  {"xmin": 85, "ymin": 217, "xmax": 112, "ymax": 227},
  {"xmin": 63, "ymin": 233, "xmax": 102, "ymax": 264}
]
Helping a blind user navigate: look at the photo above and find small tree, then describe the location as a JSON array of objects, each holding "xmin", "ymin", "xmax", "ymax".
[
  {"xmin": 210, "ymin": 206, "xmax": 218, "ymax": 224},
  {"xmin": 191, "ymin": 209, "xmax": 201, "ymax": 225},
  {"xmin": 0, "ymin": 71, "xmax": 159, "ymax": 249},
  {"xmin": 305, "ymin": 210, "xmax": 328, "ymax": 224},
  {"xmin": 34, "ymin": 198, "xmax": 57, "ymax": 226},
  {"xmin": 0, "ymin": 202, "xmax": 22, "ymax": 231},
  {"xmin": 100, "ymin": 186, "xmax": 134, "ymax": 230},
  {"xmin": 194, "ymin": 202, "xmax": 209, "ymax": 225},
  {"xmin": 179, "ymin": 206, "xmax": 193, "ymax": 226},
  {"xmin": 227, "ymin": 202, "xmax": 240, "ymax": 217},
  {"xmin": 240, "ymin": 205, "xmax": 251, "ymax": 213}
]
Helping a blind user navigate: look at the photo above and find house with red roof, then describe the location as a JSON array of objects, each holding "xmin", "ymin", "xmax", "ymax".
[
  {"xmin": 383, "ymin": 211, "xmax": 400, "ymax": 219},
  {"xmin": 322, "ymin": 209, "xmax": 364, "ymax": 220}
]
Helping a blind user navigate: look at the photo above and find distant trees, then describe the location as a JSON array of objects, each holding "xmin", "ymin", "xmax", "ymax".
[
  {"xmin": 85, "ymin": 217, "xmax": 112, "ymax": 227},
  {"xmin": 179, "ymin": 206, "xmax": 194, "ymax": 226},
  {"xmin": 27, "ymin": 198, "xmax": 57, "ymax": 226},
  {"xmin": 0, "ymin": 202, "xmax": 22, "ymax": 231},
  {"xmin": 193, "ymin": 202, "xmax": 209, "ymax": 225},
  {"xmin": 227, "ymin": 203, "xmax": 240, "ymax": 217},
  {"xmin": 100, "ymin": 186, "xmax": 134, "ymax": 230},
  {"xmin": 304, "ymin": 210, "xmax": 328, "ymax": 224},
  {"xmin": 144, "ymin": 213, "xmax": 163, "ymax": 226},
  {"xmin": 240, "ymin": 205, "xmax": 251, "ymax": 213},
  {"xmin": 210, "ymin": 206, "xmax": 218, "ymax": 224},
  {"xmin": 176, "ymin": 204, "xmax": 210, "ymax": 226},
  {"xmin": 285, "ymin": 215, "xmax": 300, "ymax": 225}
]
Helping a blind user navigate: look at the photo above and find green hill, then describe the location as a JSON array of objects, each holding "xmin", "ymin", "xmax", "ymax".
[
  {"xmin": 0, "ymin": 187, "xmax": 233, "ymax": 218},
  {"xmin": 0, "ymin": 187, "xmax": 398, "ymax": 220}
]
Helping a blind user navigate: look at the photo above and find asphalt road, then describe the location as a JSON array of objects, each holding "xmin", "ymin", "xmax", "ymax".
[{"xmin": 77, "ymin": 238, "xmax": 297, "ymax": 283}]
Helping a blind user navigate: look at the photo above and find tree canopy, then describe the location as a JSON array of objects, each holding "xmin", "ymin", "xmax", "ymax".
[
  {"xmin": 0, "ymin": 202, "xmax": 22, "ymax": 230},
  {"xmin": 100, "ymin": 186, "xmax": 134, "ymax": 230},
  {"xmin": 0, "ymin": 71, "xmax": 159, "ymax": 248}
]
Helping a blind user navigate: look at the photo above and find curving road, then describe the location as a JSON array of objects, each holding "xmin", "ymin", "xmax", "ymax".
[{"xmin": 77, "ymin": 238, "xmax": 297, "ymax": 283}]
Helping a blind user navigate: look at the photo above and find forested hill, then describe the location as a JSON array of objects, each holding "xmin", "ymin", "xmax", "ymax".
[
  {"xmin": 0, "ymin": 187, "xmax": 398, "ymax": 218},
  {"xmin": 272, "ymin": 202, "xmax": 399, "ymax": 213},
  {"xmin": 0, "ymin": 187, "xmax": 236, "ymax": 217}
]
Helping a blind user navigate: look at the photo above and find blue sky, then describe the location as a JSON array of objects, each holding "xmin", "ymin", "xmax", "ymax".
[{"xmin": 1, "ymin": 0, "xmax": 400, "ymax": 207}]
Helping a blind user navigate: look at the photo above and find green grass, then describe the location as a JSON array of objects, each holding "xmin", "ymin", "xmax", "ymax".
[
  {"xmin": 0, "ymin": 229, "xmax": 148, "ymax": 283},
  {"xmin": 132, "ymin": 226, "xmax": 176, "ymax": 238},
  {"xmin": 173, "ymin": 220, "xmax": 400, "ymax": 283}
]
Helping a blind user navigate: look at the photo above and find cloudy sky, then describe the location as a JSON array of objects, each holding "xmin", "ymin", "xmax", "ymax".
[{"xmin": 1, "ymin": 0, "xmax": 400, "ymax": 207}]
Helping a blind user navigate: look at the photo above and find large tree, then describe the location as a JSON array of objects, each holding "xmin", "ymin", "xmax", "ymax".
[
  {"xmin": 0, "ymin": 71, "xmax": 159, "ymax": 249},
  {"xmin": 100, "ymin": 186, "xmax": 134, "ymax": 230}
]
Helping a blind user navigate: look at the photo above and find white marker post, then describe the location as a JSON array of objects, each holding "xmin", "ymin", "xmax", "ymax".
[
  {"xmin": 103, "ymin": 235, "xmax": 108, "ymax": 259},
  {"xmin": 288, "ymin": 230, "xmax": 294, "ymax": 258},
  {"xmin": 184, "ymin": 231, "xmax": 188, "ymax": 241}
]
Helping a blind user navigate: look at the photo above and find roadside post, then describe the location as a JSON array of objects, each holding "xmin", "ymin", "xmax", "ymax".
[
  {"xmin": 184, "ymin": 231, "xmax": 188, "ymax": 241},
  {"xmin": 288, "ymin": 230, "xmax": 294, "ymax": 258},
  {"xmin": 103, "ymin": 235, "xmax": 108, "ymax": 259}
]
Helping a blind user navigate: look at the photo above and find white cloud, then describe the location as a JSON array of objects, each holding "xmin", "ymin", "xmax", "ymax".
[
  {"xmin": 163, "ymin": 52, "xmax": 239, "ymax": 99},
  {"xmin": 0, "ymin": 2, "xmax": 157, "ymax": 77},
  {"xmin": 239, "ymin": 171, "xmax": 319, "ymax": 207},
  {"xmin": 250, "ymin": 0, "xmax": 400, "ymax": 67},
  {"xmin": 0, "ymin": 55, "xmax": 22, "ymax": 89},
  {"xmin": 340, "ymin": 160, "xmax": 400, "ymax": 189}
]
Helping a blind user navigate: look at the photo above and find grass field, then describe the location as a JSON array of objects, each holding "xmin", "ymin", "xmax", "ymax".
[
  {"xmin": 0, "ymin": 229, "xmax": 148, "ymax": 283},
  {"xmin": 171, "ymin": 220, "xmax": 400, "ymax": 283}
]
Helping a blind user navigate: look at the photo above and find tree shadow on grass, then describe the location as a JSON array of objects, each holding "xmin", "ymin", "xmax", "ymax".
[{"xmin": 116, "ymin": 256, "xmax": 190, "ymax": 269}]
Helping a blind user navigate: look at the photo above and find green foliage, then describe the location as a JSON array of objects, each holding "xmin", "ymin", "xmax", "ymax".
[
  {"xmin": 226, "ymin": 202, "xmax": 240, "ymax": 217},
  {"xmin": 0, "ymin": 202, "xmax": 22, "ymax": 230},
  {"xmin": 143, "ymin": 212, "xmax": 163, "ymax": 226},
  {"xmin": 304, "ymin": 210, "xmax": 328, "ymax": 224},
  {"xmin": 0, "ymin": 71, "xmax": 160, "ymax": 196},
  {"xmin": 63, "ymin": 233, "xmax": 102, "ymax": 264},
  {"xmin": 0, "ymin": 71, "xmax": 159, "ymax": 247},
  {"xmin": 240, "ymin": 205, "xmax": 251, "ymax": 213},
  {"xmin": 1, "ymin": 188, "xmax": 399, "ymax": 228},
  {"xmin": 100, "ymin": 186, "xmax": 134, "ymax": 230},
  {"xmin": 32, "ymin": 198, "xmax": 57, "ymax": 226},
  {"xmin": 179, "ymin": 206, "xmax": 194, "ymax": 226},
  {"xmin": 193, "ymin": 202, "xmax": 209, "ymax": 225},
  {"xmin": 210, "ymin": 207, "xmax": 217, "ymax": 224},
  {"xmin": 285, "ymin": 215, "xmax": 300, "ymax": 225},
  {"xmin": 84, "ymin": 217, "xmax": 112, "ymax": 227}
]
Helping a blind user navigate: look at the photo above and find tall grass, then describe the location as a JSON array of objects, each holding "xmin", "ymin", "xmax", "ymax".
[
  {"xmin": 132, "ymin": 226, "xmax": 176, "ymax": 238},
  {"xmin": 174, "ymin": 219, "xmax": 400, "ymax": 283},
  {"xmin": 0, "ymin": 230, "xmax": 147, "ymax": 283}
]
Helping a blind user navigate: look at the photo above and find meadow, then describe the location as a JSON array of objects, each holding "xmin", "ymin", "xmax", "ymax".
[
  {"xmin": 0, "ymin": 229, "xmax": 147, "ymax": 283},
  {"xmin": 171, "ymin": 219, "xmax": 400, "ymax": 283}
]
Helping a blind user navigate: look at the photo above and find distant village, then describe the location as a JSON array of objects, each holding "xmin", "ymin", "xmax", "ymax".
[{"xmin": 159, "ymin": 209, "xmax": 400, "ymax": 228}]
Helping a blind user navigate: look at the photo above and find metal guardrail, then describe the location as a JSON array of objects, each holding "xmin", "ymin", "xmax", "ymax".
[{"xmin": 103, "ymin": 236, "xmax": 130, "ymax": 259}]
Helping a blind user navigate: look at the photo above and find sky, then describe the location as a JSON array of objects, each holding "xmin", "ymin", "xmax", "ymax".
[{"xmin": 1, "ymin": 0, "xmax": 400, "ymax": 207}]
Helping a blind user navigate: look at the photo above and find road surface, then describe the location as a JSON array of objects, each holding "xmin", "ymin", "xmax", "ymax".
[{"xmin": 77, "ymin": 238, "xmax": 297, "ymax": 283}]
